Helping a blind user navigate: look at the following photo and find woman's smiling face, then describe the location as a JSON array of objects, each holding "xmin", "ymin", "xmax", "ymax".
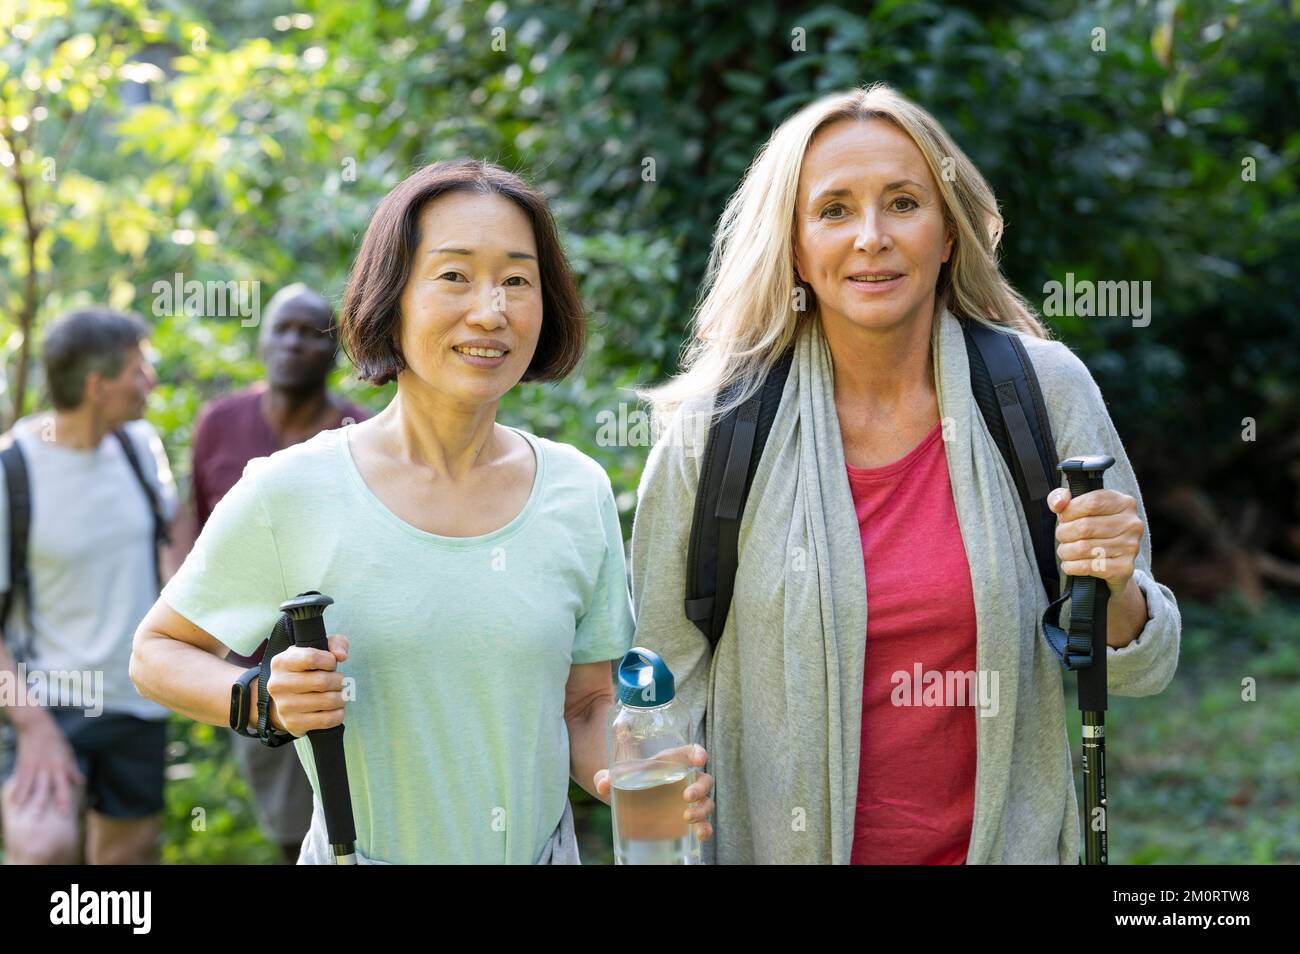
[
  {"xmin": 396, "ymin": 189, "xmax": 543, "ymax": 405},
  {"xmin": 793, "ymin": 118, "xmax": 953, "ymax": 335}
]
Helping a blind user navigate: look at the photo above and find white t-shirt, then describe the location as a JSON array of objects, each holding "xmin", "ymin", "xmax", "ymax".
[{"xmin": 0, "ymin": 415, "xmax": 178, "ymax": 719}]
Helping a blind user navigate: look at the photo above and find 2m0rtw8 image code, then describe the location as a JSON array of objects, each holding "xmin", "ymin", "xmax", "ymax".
[{"xmin": 1115, "ymin": 891, "xmax": 1250, "ymax": 904}]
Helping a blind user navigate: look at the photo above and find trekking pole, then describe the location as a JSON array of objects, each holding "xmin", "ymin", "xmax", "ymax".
[
  {"xmin": 281, "ymin": 592, "xmax": 357, "ymax": 865},
  {"xmin": 1058, "ymin": 456, "xmax": 1115, "ymax": 865}
]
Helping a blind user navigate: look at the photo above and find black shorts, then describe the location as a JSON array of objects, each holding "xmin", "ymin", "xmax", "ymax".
[{"xmin": 0, "ymin": 708, "xmax": 168, "ymax": 819}]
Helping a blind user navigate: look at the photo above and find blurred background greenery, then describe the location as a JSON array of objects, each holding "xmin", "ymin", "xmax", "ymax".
[{"xmin": 1, "ymin": 0, "xmax": 1296, "ymax": 863}]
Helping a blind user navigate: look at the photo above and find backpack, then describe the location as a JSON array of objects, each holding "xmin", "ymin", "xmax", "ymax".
[
  {"xmin": 0, "ymin": 424, "xmax": 171, "ymax": 664},
  {"xmin": 685, "ymin": 315, "xmax": 1062, "ymax": 648}
]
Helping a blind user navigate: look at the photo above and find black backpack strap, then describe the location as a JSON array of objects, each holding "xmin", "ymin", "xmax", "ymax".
[
  {"xmin": 960, "ymin": 317, "xmax": 1073, "ymax": 652},
  {"xmin": 685, "ymin": 348, "xmax": 794, "ymax": 648},
  {"xmin": 113, "ymin": 427, "xmax": 170, "ymax": 592},
  {"xmin": 0, "ymin": 435, "xmax": 34, "ymax": 663}
]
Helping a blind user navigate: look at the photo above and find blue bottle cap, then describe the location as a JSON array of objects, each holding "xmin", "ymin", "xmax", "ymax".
[{"xmin": 617, "ymin": 647, "xmax": 675, "ymax": 707}]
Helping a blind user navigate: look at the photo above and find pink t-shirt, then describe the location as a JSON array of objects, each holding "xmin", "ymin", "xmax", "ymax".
[{"xmin": 846, "ymin": 419, "xmax": 978, "ymax": 864}]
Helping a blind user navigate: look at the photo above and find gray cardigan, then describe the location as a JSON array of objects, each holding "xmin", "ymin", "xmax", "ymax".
[{"xmin": 629, "ymin": 310, "xmax": 1181, "ymax": 864}]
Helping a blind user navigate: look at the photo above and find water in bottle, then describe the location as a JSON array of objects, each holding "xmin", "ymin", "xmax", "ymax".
[{"xmin": 607, "ymin": 647, "xmax": 702, "ymax": 865}]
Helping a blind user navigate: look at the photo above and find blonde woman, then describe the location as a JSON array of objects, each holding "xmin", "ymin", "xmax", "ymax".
[{"xmin": 632, "ymin": 84, "xmax": 1181, "ymax": 864}]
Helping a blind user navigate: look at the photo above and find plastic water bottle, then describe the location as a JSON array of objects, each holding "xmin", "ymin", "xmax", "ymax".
[{"xmin": 607, "ymin": 647, "xmax": 701, "ymax": 865}]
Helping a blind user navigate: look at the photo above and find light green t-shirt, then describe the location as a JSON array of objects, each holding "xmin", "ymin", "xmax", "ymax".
[{"xmin": 161, "ymin": 423, "xmax": 634, "ymax": 863}]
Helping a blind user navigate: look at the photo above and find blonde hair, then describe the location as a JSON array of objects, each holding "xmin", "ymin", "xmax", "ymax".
[{"xmin": 644, "ymin": 83, "xmax": 1050, "ymax": 422}]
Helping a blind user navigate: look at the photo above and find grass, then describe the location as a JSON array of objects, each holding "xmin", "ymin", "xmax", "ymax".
[{"xmin": 1081, "ymin": 591, "xmax": 1300, "ymax": 864}]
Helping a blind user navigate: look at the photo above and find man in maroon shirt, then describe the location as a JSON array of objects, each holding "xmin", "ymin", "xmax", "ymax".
[{"xmin": 188, "ymin": 283, "xmax": 370, "ymax": 863}]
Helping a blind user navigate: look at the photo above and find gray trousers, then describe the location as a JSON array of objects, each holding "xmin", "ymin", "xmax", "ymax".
[{"xmin": 230, "ymin": 730, "xmax": 314, "ymax": 848}]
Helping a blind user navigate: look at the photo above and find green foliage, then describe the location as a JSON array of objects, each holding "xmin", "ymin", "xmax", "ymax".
[
  {"xmin": 162, "ymin": 716, "xmax": 281, "ymax": 865},
  {"xmin": 1, "ymin": 0, "xmax": 1295, "ymax": 863}
]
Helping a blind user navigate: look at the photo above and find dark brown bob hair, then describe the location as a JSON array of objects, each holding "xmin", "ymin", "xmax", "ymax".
[{"xmin": 340, "ymin": 159, "xmax": 585, "ymax": 386}]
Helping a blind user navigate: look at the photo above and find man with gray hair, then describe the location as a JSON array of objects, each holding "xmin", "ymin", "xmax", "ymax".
[
  {"xmin": 0, "ymin": 307, "xmax": 180, "ymax": 864},
  {"xmin": 184, "ymin": 283, "xmax": 368, "ymax": 863}
]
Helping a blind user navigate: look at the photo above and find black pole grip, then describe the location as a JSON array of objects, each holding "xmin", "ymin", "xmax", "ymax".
[
  {"xmin": 1058, "ymin": 457, "xmax": 1114, "ymax": 713},
  {"xmin": 1059, "ymin": 457, "xmax": 1115, "ymax": 865},
  {"xmin": 281, "ymin": 593, "xmax": 357, "ymax": 864}
]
